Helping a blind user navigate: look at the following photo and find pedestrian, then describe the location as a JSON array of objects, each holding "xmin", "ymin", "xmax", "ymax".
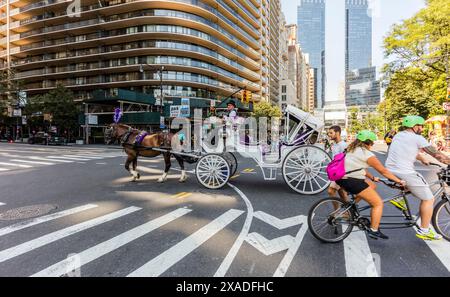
[
  {"xmin": 384, "ymin": 129, "xmax": 397, "ymax": 151},
  {"xmin": 327, "ymin": 125, "xmax": 349, "ymax": 202}
]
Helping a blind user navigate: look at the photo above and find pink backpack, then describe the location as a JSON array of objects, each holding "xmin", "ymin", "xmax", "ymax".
[
  {"xmin": 326, "ymin": 152, "xmax": 347, "ymax": 181},
  {"xmin": 326, "ymin": 151, "xmax": 363, "ymax": 181}
]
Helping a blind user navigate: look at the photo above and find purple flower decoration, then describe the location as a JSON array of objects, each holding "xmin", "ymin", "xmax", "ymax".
[{"xmin": 113, "ymin": 108, "xmax": 122, "ymax": 123}]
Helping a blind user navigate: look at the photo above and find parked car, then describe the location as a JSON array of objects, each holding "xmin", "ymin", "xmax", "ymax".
[
  {"xmin": 28, "ymin": 132, "xmax": 48, "ymax": 145},
  {"xmin": 47, "ymin": 133, "xmax": 66, "ymax": 145}
]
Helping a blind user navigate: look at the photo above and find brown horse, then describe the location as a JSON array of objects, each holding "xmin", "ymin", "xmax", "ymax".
[{"xmin": 104, "ymin": 123, "xmax": 187, "ymax": 183}]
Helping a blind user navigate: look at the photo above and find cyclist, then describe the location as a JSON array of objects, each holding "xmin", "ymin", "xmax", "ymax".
[
  {"xmin": 327, "ymin": 125, "xmax": 348, "ymax": 202},
  {"xmin": 386, "ymin": 115, "xmax": 450, "ymax": 241},
  {"xmin": 335, "ymin": 130, "xmax": 406, "ymax": 240}
]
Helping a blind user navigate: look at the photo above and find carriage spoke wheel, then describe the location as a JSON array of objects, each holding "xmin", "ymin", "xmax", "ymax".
[
  {"xmin": 282, "ymin": 145, "xmax": 331, "ymax": 195},
  {"xmin": 196, "ymin": 154, "xmax": 231, "ymax": 189}
]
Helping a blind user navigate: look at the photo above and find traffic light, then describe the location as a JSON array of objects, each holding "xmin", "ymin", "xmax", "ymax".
[{"xmin": 241, "ymin": 90, "xmax": 252, "ymax": 103}]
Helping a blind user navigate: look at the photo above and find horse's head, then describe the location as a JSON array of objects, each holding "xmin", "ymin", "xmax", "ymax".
[{"xmin": 104, "ymin": 123, "xmax": 117, "ymax": 145}]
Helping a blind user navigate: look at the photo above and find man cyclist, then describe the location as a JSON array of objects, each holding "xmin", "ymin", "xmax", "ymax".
[
  {"xmin": 327, "ymin": 125, "xmax": 348, "ymax": 202},
  {"xmin": 386, "ymin": 115, "xmax": 450, "ymax": 241}
]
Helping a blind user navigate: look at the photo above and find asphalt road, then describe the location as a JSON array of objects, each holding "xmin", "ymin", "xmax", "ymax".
[{"xmin": 0, "ymin": 142, "xmax": 449, "ymax": 277}]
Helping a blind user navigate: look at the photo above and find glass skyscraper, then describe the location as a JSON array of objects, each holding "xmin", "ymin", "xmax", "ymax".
[
  {"xmin": 345, "ymin": 0, "xmax": 372, "ymax": 71},
  {"xmin": 345, "ymin": 0, "xmax": 380, "ymax": 107},
  {"xmin": 297, "ymin": 0, "xmax": 325, "ymax": 108}
]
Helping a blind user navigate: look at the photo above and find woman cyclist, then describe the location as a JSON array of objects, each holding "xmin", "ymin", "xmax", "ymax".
[{"xmin": 335, "ymin": 130, "xmax": 406, "ymax": 240}]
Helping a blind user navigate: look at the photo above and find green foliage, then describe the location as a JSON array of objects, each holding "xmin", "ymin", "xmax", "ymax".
[
  {"xmin": 382, "ymin": 0, "xmax": 449, "ymax": 125},
  {"xmin": 25, "ymin": 84, "xmax": 79, "ymax": 137},
  {"xmin": 251, "ymin": 101, "xmax": 282, "ymax": 120}
]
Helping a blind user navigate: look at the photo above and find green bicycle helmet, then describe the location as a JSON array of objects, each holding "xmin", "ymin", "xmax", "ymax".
[
  {"xmin": 402, "ymin": 115, "xmax": 425, "ymax": 128},
  {"xmin": 356, "ymin": 130, "xmax": 377, "ymax": 142}
]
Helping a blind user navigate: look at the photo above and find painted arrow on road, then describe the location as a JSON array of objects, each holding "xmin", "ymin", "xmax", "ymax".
[
  {"xmin": 253, "ymin": 211, "xmax": 305, "ymax": 230},
  {"xmin": 245, "ymin": 233, "xmax": 296, "ymax": 256}
]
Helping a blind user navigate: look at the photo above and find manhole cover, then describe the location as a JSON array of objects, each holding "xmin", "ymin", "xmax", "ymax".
[{"xmin": 0, "ymin": 204, "xmax": 58, "ymax": 221}]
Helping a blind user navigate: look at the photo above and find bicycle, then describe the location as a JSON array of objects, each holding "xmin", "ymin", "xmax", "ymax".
[{"xmin": 307, "ymin": 163, "xmax": 450, "ymax": 243}]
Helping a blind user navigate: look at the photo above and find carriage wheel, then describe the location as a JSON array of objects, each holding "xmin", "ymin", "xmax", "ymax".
[
  {"xmin": 196, "ymin": 154, "xmax": 231, "ymax": 190},
  {"xmin": 223, "ymin": 152, "xmax": 238, "ymax": 177},
  {"xmin": 282, "ymin": 145, "xmax": 331, "ymax": 195}
]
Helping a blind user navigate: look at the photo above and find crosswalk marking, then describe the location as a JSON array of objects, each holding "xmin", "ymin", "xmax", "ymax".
[
  {"xmin": 0, "ymin": 204, "xmax": 98, "ymax": 237},
  {"xmin": 32, "ymin": 208, "xmax": 192, "ymax": 277},
  {"xmin": 415, "ymin": 219, "xmax": 450, "ymax": 272},
  {"xmin": 128, "ymin": 209, "xmax": 244, "ymax": 277},
  {"xmin": 344, "ymin": 230, "xmax": 379, "ymax": 277},
  {"xmin": 46, "ymin": 156, "xmax": 90, "ymax": 161},
  {"xmin": 28, "ymin": 157, "xmax": 74, "ymax": 163},
  {"xmin": 0, "ymin": 202, "xmax": 5, "ymax": 206},
  {"xmin": 62, "ymin": 155, "xmax": 103, "ymax": 159},
  {"xmin": 10, "ymin": 159, "xmax": 55, "ymax": 165},
  {"xmin": 0, "ymin": 162, "xmax": 33, "ymax": 168},
  {"xmin": 0, "ymin": 168, "xmax": 10, "ymax": 171},
  {"xmin": 0, "ymin": 206, "xmax": 141, "ymax": 263}
]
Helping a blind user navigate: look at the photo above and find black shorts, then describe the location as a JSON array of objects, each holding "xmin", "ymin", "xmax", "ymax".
[{"xmin": 336, "ymin": 178, "xmax": 370, "ymax": 195}]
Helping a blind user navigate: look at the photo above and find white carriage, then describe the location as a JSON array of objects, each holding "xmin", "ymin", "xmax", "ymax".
[{"xmin": 195, "ymin": 105, "xmax": 332, "ymax": 195}]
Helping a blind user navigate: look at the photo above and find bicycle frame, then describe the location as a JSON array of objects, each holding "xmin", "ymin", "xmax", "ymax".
[{"xmin": 349, "ymin": 176, "xmax": 448, "ymax": 230}]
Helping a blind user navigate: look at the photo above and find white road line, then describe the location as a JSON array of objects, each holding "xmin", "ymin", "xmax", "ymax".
[
  {"xmin": 415, "ymin": 219, "xmax": 450, "ymax": 272},
  {"xmin": 128, "ymin": 209, "xmax": 244, "ymax": 277},
  {"xmin": 63, "ymin": 155, "xmax": 103, "ymax": 159},
  {"xmin": 46, "ymin": 156, "xmax": 90, "ymax": 161},
  {"xmin": 253, "ymin": 211, "xmax": 305, "ymax": 230},
  {"xmin": 32, "ymin": 208, "xmax": 192, "ymax": 277},
  {"xmin": 0, "ymin": 204, "xmax": 98, "ymax": 237},
  {"xmin": 343, "ymin": 230, "xmax": 379, "ymax": 277},
  {"xmin": 0, "ymin": 202, "xmax": 5, "ymax": 206},
  {"xmin": 273, "ymin": 216, "xmax": 308, "ymax": 277},
  {"xmin": 0, "ymin": 162, "xmax": 33, "ymax": 168},
  {"xmin": 0, "ymin": 206, "xmax": 141, "ymax": 263},
  {"xmin": 0, "ymin": 168, "xmax": 10, "ymax": 171},
  {"xmin": 28, "ymin": 157, "xmax": 73, "ymax": 163},
  {"xmin": 214, "ymin": 184, "xmax": 254, "ymax": 277},
  {"xmin": 10, "ymin": 159, "xmax": 55, "ymax": 165}
]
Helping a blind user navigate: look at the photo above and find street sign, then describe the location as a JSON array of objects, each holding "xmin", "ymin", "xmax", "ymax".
[
  {"xmin": 180, "ymin": 106, "xmax": 190, "ymax": 118},
  {"xmin": 13, "ymin": 109, "xmax": 22, "ymax": 117},
  {"xmin": 22, "ymin": 116, "xmax": 27, "ymax": 125},
  {"xmin": 160, "ymin": 116, "xmax": 165, "ymax": 129},
  {"xmin": 87, "ymin": 115, "xmax": 98, "ymax": 125},
  {"xmin": 170, "ymin": 105, "xmax": 182, "ymax": 118},
  {"xmin": 210, "ymin": 100, "xmax": 216, "ymax": 107},
  {"xmin": 181, "ymin": 98, "xmax": 190, "ymax": 106},
  {"xmin": 443, "ymin": 102, "xmax": 450, "ymax": 111}
]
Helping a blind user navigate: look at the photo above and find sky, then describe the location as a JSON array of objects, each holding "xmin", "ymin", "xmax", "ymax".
[{"xmin": 280, "ymin": 0, "xmax": 426, "ymax": 102}]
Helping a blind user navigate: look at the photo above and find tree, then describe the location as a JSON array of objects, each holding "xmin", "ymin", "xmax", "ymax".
[
  {"xmin": 348, "ymin": 107, "xmax": 362, "ymax": 135},
  {"xmin": 0, "ymin": 68, "xmax": 25, "ymax": 121},
  {"xmin": 251, "ymin": 101, "xmax": 282, "ymax": 120},
  {"xmin": 382, "ymin": 0, "xmax": 450, "ymax": 122},
  {"xmin": 25, "ymin": 84, "xmax": 79, "ymax": 140}
]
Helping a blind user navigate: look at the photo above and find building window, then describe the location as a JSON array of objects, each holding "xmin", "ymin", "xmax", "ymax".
[
  {"xmin": 282, "ymin": 85, "xmax": 286, "ymax": 93},
  {"xmin": 282, "ymin": 95, "xmax": 287, "ymax": 101}
]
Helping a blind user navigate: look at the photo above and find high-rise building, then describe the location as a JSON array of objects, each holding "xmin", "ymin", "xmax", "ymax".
[
  {"xmin": 297, "ymin": 0, "xmax": 325, "ymax": 109},
  {"xmin": 268, "ymin": 0, "xmax": 282, "ymax": 104},
  {"xmin": 345, "ymin": 0, "xmax": 372, "ymax": 71},
  {"xmin": 1, "ymin": 0, "xmax": 263, "ymax": 105},
  {"xmin": 307, "ymin": 68, "xmax": 315, "ymax": 112},
  {"xmin": 345, "ymin": 0, "xmax": 380, "ymax": 108},
  {"xmin": 345, "ymin": 66, "xmax": 380, "ymax": 110}
]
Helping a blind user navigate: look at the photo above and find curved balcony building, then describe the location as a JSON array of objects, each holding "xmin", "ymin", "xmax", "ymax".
[{"xmin": 1, "ymin": 0, "xmax": 266, "ymax": 103}]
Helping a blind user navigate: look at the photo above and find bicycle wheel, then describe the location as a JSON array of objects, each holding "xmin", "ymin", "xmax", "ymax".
[
  {"xmin": 308, "ymin": 197, "xmax": 354, "ymax": 243},
  {"xmin": 432, "ymin": 199, "xmax": 450, "ymax": 242}
]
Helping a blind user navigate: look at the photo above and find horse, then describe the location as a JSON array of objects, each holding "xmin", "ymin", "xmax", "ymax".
[{"xmin": 104, "ymin": 123, "xmax": 187, "ymax": 183}]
